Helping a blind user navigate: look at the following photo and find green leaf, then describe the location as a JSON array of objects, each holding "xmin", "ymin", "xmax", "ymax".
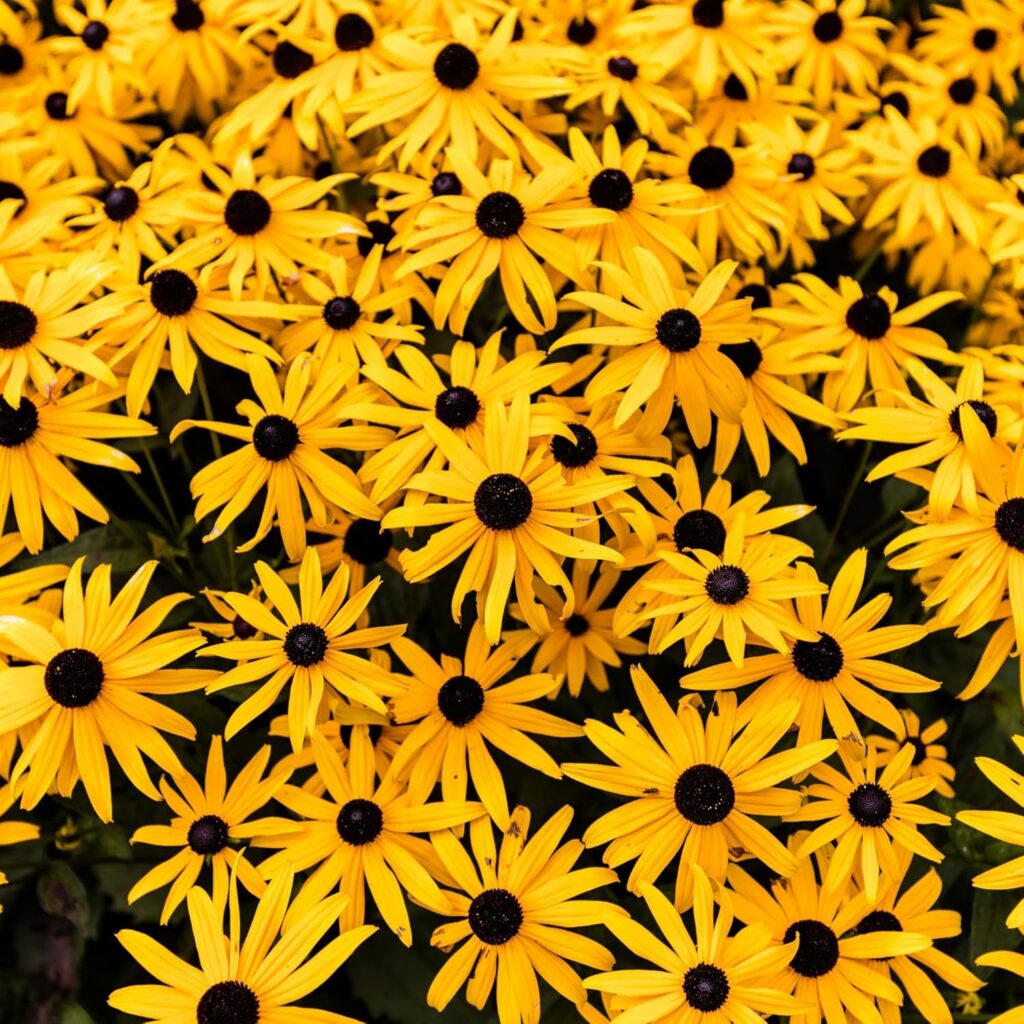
[{"xmin": 37, "ymin": 863, "xmax": 90, "ymax": 935}]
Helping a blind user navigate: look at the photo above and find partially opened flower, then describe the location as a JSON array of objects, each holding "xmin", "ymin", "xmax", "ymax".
[{"xmin": 867, "ymin": 710, "xmax": 956, "ymax": 799}]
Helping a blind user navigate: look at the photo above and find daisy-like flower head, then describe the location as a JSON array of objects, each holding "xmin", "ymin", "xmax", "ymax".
[
  {"xmin": 357, "ymin": 333, "xmax": 570, "ymax": 504},
  {"xmin": 396, "ymin": 149, "xmax": 608, "ymax": 334},
  {"xmin": 767, "ymin": 0, "xmax": 890, "ymax": 108},
  {"xmin": 868, "ymin": 710, "xmax": 955, "ymax": 799},
  {"xmin": 694, "ymin": 73, "xmax": 816, "ymax": 147},
  {"xmin": 0, "ymin": 3, "xmax": 46, "ymax": 89},
  {"xmin": 563, "ymin": 668, "xmax": 836, "ymax": 907},
  {"xmin": 587, "ymin": 867, "xmax": 805, "ymax": 1022},
  {"xmin": 556, "ymin": 252, "xmax": 754, "ymax": 441},
  {"xmin": 789, "ymin": 741, "xmax": 950, "ymax": 905},
  {"xmin": 759, "ymin": 272, "xmax": 961, "ymax": 413},
  {"xmin": 171, "ymin": 355, "xmax": 389, "ymax": 560},
  {"xmin": 840, "ymin": 356, "xmax": 1011, "ymax": 517},
  {"xmin": 383, "ymin": 391, "xmax": 629, "ymax": 644},
  {"xmin": 0, "ymin": 558, "xmax": 214, "ymax": 822},
  {"xmin": 644, "ymin": 521, "xmax": 825, "ymax": 667},
  {"xmin": 388, "ymin": 621, "xmax": 579, "ymax": 827},
  {"xmin": 427, "ymin": 805, "xmax": 620, "ymax": 1024},
  {"xmin": 256, "ymin": 728, "xmax": 485, "ymax": 944},
  {"xmin": 0, "ymin": 376, "xmax": 157, "ymax": 553},
  {"xmin": 110, "ymin": 863, "xmax": 375, "ymax": 1023},
  {"xmin": 682, "ymin": 549, "xmax": 941, "ymax": 746},
  {"xmin": 199, "ymin": 545, "xmax": 405, "ymax": 751},
  {"xmin": 343, "ymin": 10, "xmax": 568, "ymax": 168},
  {"xmin": 127, "ymin": 735, "xmax": 297, "ymax": 923},
  {"xmin": 727, "ymin": 839, "xmax": 933, "ymax": 1024}
]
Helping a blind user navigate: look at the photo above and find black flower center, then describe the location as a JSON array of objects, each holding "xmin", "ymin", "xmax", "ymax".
[
  {"xmin": 339, "ymin": 723, "xmax": 383, "ymax": 747},
  {"xmin": 995, "ymin": 497, "xmax": 1024, "ymax": 551},
  {"xmin": 149, "ymin": 269, "xmax": 198, "ymax": 317},
  {"xmin": 788, "ymin": 153, "xmax": 816, "ymax": 180},
  {"xmin": 0, "ymin": 43, "xmax": 24, "ymax": 76},
  {"xmin": 845, "ymin": 293, "xmax": 891, "ymax": 339},
  {"xmin": 551, "ymin": 423, "xmax": 599, "ymax": 468},
  {"xmin": 848, "ymin": 783, "xmax": 892, "ymax": 826},
  {"xmin": 232, "ymin": 615, "xmax": 256, "ymax": 639},
  {"xmin": 856, "ymin": 909, "xmax": 902, "ymax": 935},
  {"xmin": 812, "ymin": 10, "xmax": 844, "ymax": 41},
  {"xmin": 948, "ymin": 77, "xmax": 977, "ymax": 104},
  {"xmin": 737, "ymin": 283, "xmax": 771, "ymax": 309},
  {"xmin": 431, "ymin": 172, "xmax": 462, "ymax": 196},
  {"xmin": 673, "ymin": 509, "xmax": 726, "ymax": 555},
  {"xmin": 0, "ymin": 301, "xmax": 37, "ymax": 349},
  {"xmin": 434, "ymin": 42, "xmax": 479, "ymax": 89},
  {"xmin": 82, "ymin": 20, "xmax": 109, "ymax": 49},
  {"xmin": 437, "ymin": 674, "xmax": 485, "ymax": 726},
  {"xmin": 692, "ymin": 0, "xmax": 725, "ymax": 28},
  {"xmin": 357, "ymin": 219, "xmax": 395, "ymax": 257},
  {"xmin": 674, "ymin": 763, "xmax": 736, "ymax": 824},
  {"xmin": 564, "ymin": 613, "xmax": 589, "ymax": 636},
  {"xmin": 607, "ymin": 55, "xmax": 638, "ymax": 81},
  {"xmin": 474, "ymin": 473, "xmax": 533, "ymax": 530},
  {"xmin": 188, "ymin": 814, "xmax": 230, "ymax": 855},
  {"xmin": 224, "ymin": 189, "xmax": 272, "ymax": 235},
  {"xmin": 44, "ymin": 648, "xmax": 104, "ymax": 708},
  {"xmin": 0, "ymin": 181, "xmax": 26, "ymax": 208},
  {"xmin": 917, "ymin": 145, "xmax": 951, "ymax": 178},
  {"xmin": 336, "ymin": 797, "xmax": 384, "ymax": 845},
  {"xmin": 283, "ymin": 622, "xmax": 328, "ymax": 667},
  {"xmin": 103, "ymin": 185, "xmax": 139, "ymax": 222},
  {"xmin": 723, "ymin": 73, "xmax": 748, "ymax": 100},
  {"xmin": 468, "ymin": 888, "xmax": 523, "ymax": 945},
  {"xmin": 335, "ymin": 12, "xmax": 374, "ymax": 50},
  {"xmin": 171, "ymin": 0, "xmax": 204, "ymax": 31},
  {"xmin": 343, "ymin": 519, "xmax": 393, "ymax": 565},
  {"xmin": 273, "ymin": 40, "xmax": 314, "ymax": 78},
  {"xmin": 791, "ymin": 632, "xmax": 844, "ymax": 682},
  {"xmin": 683, "ymin": 963, "xmax": 730, "ymax": 1012},
  {"xmin": 252, "ymin": 414, "xmax": 300, "ymax": 461},
  {"xmin": 475, "ymin": 192, "xmax": 525, "ymax": 239},
  {"xmin": 784, "ymin": 920, "xmax": 839, "ymax": 978},
  {"xmin": 705, "ymin": 565, "xmax": 750, "ymax": 605},
  {"xmin": 588, "ymin": 168, "xmax": 634, "ymax": 211},
  {"xmin": 973, "ymin": 27, "xmax": 997, "ymax": 50},
  {"xmin": 723, "ymin": 340, "xmax": 762, "ymax": 378},
  {"xmin": 567, "ymin": 16, "xmax": 597, "ymax": 44},
  {"xmin": 197, "ymin": 982, "xmax": 259, "ymax": 1024},
  {"xmin": 656, "ymin": 308, "xmax": 702, "ymax": 352},
  {"xmin": 45, "ymin": 92, "xmax": 70, "ymax": 120},
  {"xmin": 434, "ymin": 385, "xmax": 481, "ymax": 429},
  {"xmin": 882, "ymin": 91, "xmax": 910, "ymax": 117},
  {"xmin": 949, "ymin": 400, "xmax": 997, "ymax": 439},
  {"xmin": 688, "ymin": 146, "xmax": 734, "ymax": 190},
  {"xmin": 322, "ymin": 296, "xmax": 361, "ymax": 330},
  {"xmin": 0, "ymin": 397, "xmax": 39, "ymax": 447}
]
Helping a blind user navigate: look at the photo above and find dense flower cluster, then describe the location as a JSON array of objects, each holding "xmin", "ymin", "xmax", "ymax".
[{"xmin": 2, "ymin": 0, "xmax": 1024, "ymax": 1021}]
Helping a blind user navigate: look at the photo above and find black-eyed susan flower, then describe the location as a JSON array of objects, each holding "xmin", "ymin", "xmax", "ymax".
[
  {"xmin": 127, "ymin": 736, "xmax": 296, "ymax": 923},
  {"xmin": 383, "ymin": 392, "xmax": 629, "ymax": 644},
  {"xmin": 683, "ymin": 549, "xmax": 940, "ymax": 746},
  {"xmin": 556, "ymin": 253, "xmax": 754, "ymax": 440},
  {"xmin": 427, "ymin": 805, "xmax": 620, "ymax": 1023},
  {"xmin": 200, "ymin": 545, "xmax": 404, "ymax": 751},
  {"xmin": 0, "ymin": 3, "xmax": 46, "ymax": 89},
  {"xmin": 759, "ymin": 272, "xmax": 961, "ymax": 412},
  {"xmin": 256, "ymin": 729, "xmax": 485, "ymax": 944},
  {"xmin": 0, "ymin": 558, "xmax": 213, "ymax": 822},
  {"xmin": 789, "ymin": 742, "xmax": 950, "ymax": 904},
  {"xmin": 109, "ymin": 864, "xmax": 375, "ymax": 1022},
  {"xmin": 587, "ymin": 868, "xmax": 805, "ymax": 1022},
  {"xmin": 388, "ymin": 622, "xmax": 578, "ymax": 827},
  {"xmin": 171, "ymin": 355, "xmax": 389, "ymax": 560},
  {"xmin": 868, "ymin": 710, "xmax": 955, "ymax": 799},
  {"xmin": 563, "ymin": 667, "xmax": 836, "ymax": 907},
  {"xmin": 0, "ymin": 149, "xmax": 100, "ymax": 241}
]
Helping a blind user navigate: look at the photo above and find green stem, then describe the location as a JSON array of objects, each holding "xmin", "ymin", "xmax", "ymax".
[
  {"xmin": 195, "ymin": 360, "xmax": 222, "ymax": 460},
  {"xmin": 140, "ymin": 439, "xmax": 179, "ymax": 536},
  {"xmin": 854, "ymin": 235, "xmax": 888, "ymax": 282},
  {"xmin": 821, "ymin": 442, "xmax": 873, "ymax": 567},
  {"xmin": 120, "ymin": 474, "xmax": 173, "ymax": 538}
]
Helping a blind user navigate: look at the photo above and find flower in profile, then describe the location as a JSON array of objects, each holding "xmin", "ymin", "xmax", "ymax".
[
  {"xmin": 171, "ymin": 355, "xmax": 389, "ymax": 560},
  {"xmin": 789, "ymin": 742, "xmax": 949, "ymax": 904},
  {"xmin": 109, "ymin": 864, "xmax": 375, "ymax": 1022},
  {"xmin": 587, "ymin": 868, "xmax": 805, "ymax": 1022},
  {"xmin": 127, "ymin": 736, "xmax": 296, "ymax": 923},
  {"xmin": 870, "ymin": 710, "xmax": 955, "ymax": 800},
  {"xmin": 427, "ymin": 806, "xmax": 620, "ymax": 1023},
  {"xmin": 199, "ymin": 545, "xmax": 404, "ymax": 751},
  {"xmin": 388, "ymin": 622, "xmax": 579, "ymax": 827},
  {"xmin": 0, "ymin": 558, "xmax": 212, "ymax": 822},
  {"xmin": 563, "ymin": 667, "xmax": 835, "ymax": 907},
  {"xmin": 255, "ymin": 729, "xmax": 485, "ymax": 944},
  {"xmin": 383, "ymin": 392, "xmax": 629, "ymax": 644}
]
